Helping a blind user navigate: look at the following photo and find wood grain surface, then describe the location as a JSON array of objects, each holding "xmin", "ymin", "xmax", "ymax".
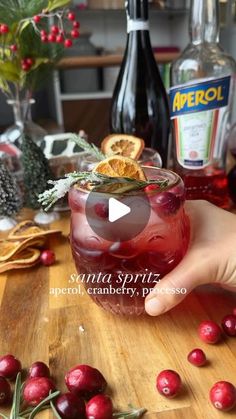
[{"xmin": 0, "ymin": 212, "xmax": 236, "ymax": 419}]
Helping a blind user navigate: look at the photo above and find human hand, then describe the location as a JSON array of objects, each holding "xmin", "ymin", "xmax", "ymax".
[{"xmin": 145, "ymin": 200, "xmax": 236, "ymax": 316}]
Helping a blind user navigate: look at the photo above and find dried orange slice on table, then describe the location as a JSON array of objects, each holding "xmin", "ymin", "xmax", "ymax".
[{"xmin": 101, "ymin": 134, "xmax": 145, "ymax": 160}]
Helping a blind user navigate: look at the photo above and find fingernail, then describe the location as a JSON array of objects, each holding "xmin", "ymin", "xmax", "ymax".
[{"xmin": 145, "ymin": 298, "xmax": 166, "ymax": 316}]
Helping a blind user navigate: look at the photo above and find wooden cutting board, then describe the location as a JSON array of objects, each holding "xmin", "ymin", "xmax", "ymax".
[{"xmin": 0, "ymin": 214, "xmax": 236, "ymax": 418}]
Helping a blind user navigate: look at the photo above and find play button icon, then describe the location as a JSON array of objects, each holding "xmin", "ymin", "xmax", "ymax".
[
  {"xmin": 85, "ymin": 186, "xmax": 151, "ymax": 242},
  {"xmin": 108, "ymin": 198, "xmax": 131, "ymax": 223}
]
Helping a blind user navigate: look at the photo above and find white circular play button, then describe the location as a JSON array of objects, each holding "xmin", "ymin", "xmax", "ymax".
[{"xmin": 85, "ymin": 187, "xmax": 151, "ymax": 242}]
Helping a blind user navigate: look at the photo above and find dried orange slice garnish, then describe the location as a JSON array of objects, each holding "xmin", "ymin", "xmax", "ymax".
[
  {"xmin": 101, "ymin": 134, "xmax": 145, "ymax": 160},
  {"xmin": 93, "ymin": 155, "xmax": 146, "ymax": 181}
]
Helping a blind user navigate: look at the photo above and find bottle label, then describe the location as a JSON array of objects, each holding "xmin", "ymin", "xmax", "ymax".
[
  {"xmin": 169, "ymin": 76, "xmax": 231, "ymax": 169},
  {"xmin": 127, "ymin": 19, "xmax": 149, "ymax": 33}
]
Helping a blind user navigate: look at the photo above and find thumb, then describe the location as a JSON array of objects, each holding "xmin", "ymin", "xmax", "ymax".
[{"xmin": 145, "ymin": 247, "xmax": 213, "ymax": 316}]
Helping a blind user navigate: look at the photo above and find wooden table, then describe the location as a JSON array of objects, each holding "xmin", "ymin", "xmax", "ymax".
[{"xmin": 0, "ymin": 213, "xmax": 236, "ymax": 419}]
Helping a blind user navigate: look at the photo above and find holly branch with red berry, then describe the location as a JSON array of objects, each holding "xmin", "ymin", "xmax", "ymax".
[{"xmin": 0, "ymin": 0, "xmax": 80, "ymax": 98}]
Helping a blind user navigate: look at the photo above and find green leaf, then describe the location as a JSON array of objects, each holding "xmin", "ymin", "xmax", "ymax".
[
  {"xmin": 0, "ymin": 61, "xmax": 20, "ymax": 83},
  {"xmin": 0, "ymin": 77, "xmax": 10, "ymax": 94},
  {"xmin": 47, "ymin": 0, "xmax": 71, "ymax": 12},
  {"xmin": 19, "ymin": 19, "xmax": 31, "ymax": 34},
  {"xmin": 9, "ymin": 372, "xmax": 22, "ymax": 419}
]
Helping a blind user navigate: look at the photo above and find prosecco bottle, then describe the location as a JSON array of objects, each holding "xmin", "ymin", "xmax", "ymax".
[{"xmin": 110, "ymin": 0, "xmax": 170, "ymax": 167}]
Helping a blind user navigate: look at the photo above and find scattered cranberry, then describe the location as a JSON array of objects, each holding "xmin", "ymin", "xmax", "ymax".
[
  {"xmin": 86, "ymin": 395, "xmax": 113, "ymax": 419},
  {"xmin": 221, "ymin": 314, "xmax": 236, "ymax": 337},
  {"xmin": 187, "ymin": 348, "xmax": 207, "ymax": 367},
  {"xmin": 29, "ymin": 362, "xmax": 50, "ymax": 379},
  {"xmin": 23, "ymin": 377, "xmax": 56, "ymax": 406},
  {"xmin": 73, "ymin": 21, "xmax": 80, "ymax": 29},
  {"xmin": 65, "ymin": 364, "xmax": 107, "ymax": 399},
  {"xmin": 210, "ymin": 381, "xmax": 236, "ymax": 411},
  {"xmin": 10, "ymin": 44, "xmax": 17, "ymax": 52},
  {"xmin": 144, "ymin": 184, "xmax": 160, "ymax": 193},
  {"xmin": 64, "ymin": 39, "xmax": 73, "ymax": 48},
  {"xmin": 51, "ymin": 25, "xmax": 59, "ymax": 35},
  {"xmin": 152, "ymin": 192, "xmax": 181, "ymax": 217},
  {"xmin": 71, "ymin": 29, "xmax": 79, "ymax": 39},
  {"xmin": 48, "ymin": 33, "xmax": 56, "ymax": 43},
  {"xmin": 198, "ymin": 320, "xmax": 222, "ymax": 344},
  {"xmin": 0, "ymin": 354, "xmax": 21, "ymax": 380},
  {"xmin": 41, "ymin": 35, "xmax": 48, "ymax": 43},
  {"xmin": 68, "ymin": 12, "xmax": 76, "ymax": 21},
  {"xmin": 0, "ymin": 24, "xmax": 9, "ymax": 34},
  {"xmin": 56, "ymin": 34, "xmax": 64, "ymax": 43},
  {"xmin": 55, "ymin": 393, "xmax": 86, "ymax": 419},
  {"xmin": 94, "ymin": 203, "xmax": 108, "ymax": 219},
  {"xmin": 33, "ymin": 15, "xmax": 41, "ymax": 23},
  {"xmin": 40, "ymin": 250, "xmax": 56, "ymax": 266},
  {"xmin": 0, "ymin": 377, "xmax": 11, "ymax": 405},
  {"xmin": 156, "ymin": 370, "xmax": 182, "ymax": 398}
]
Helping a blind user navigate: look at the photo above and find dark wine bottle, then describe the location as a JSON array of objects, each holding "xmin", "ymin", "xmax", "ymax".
[{"xmin": 110, "ymin": 0, "xmax": 170, "ymax": 167}]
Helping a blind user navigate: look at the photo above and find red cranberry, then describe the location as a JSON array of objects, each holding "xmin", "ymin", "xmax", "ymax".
[
  {"xmin": 25, "ymin": 58, "xmax": 34, "ymax": 67},
  {"xmin": 156, "ymin": 370, "xmax": 182, "ymax": 398},
  {"xmin": 40, "ymin": 30, "xmax": 47, "ymax": 37},
  {"xmin": 198, "ymin": 320, "xmax": 221, "ymax": 344},
  {"xmin": 48, "ymin": 33, "xmax": 56, "ymax": 43},
  {"xmin": 210, "ymin": 381, "xmax": 236, "ymax": 411},
  {"xmin": 71, "ymin": 29, "xmax": 79, "ymax": 38},
  {"xmin": 10, "ymin": 44, "xmax": 17, "ymax": 52},
  {"xmin": 0, "ymin": 354, "xmax": 21, "ymax": 380},
  {"xmin": 55, "ymin": 393, "xmax": 86, "ymax": 419},
  {"xmin": 29, "ymin": 362, "xmax": 50, "ymax": 379},
  {"xmin": 68, "ymin": 12, "xmax": 76, "ymax": 21},
  {"xmin": 86, "ymin": 395, "xmax": 113, "ymax": 419},
  {"xmin": 0, "ymin": 24, "xmax": 9, "ymax": 34},
  {"xmin": 40, "ymin": 250, "xmax": 56, "ymax": 266},
  {"xmin": 41, "ymin": 35, "xmax": 48, "ymax": 43},
  {"xmin": 94, "ymin": 203, "xmax": 108, "ymax": 219},
  {"xmin": 23, "ymin": 377, "xmax": 55, "ymax": 406},
  {"xmin": 64, "ymin": 39, "xmax": 73, "ymax": 48},
  {"xmin": 51, "ymin": 25, "xmax": 59, "ymax": 35},
  {"xmin": 21, "ymin": 63, "xmax": 30, "ymax": 72},
  {"xmin": 221, "ymin": 314, "xmax": 236, "ymax": 337},
  {"xmin": 73, "ymin": 21, "xmax": 80, "ymax": 28},
  {"xmin": 65, "ymin": 365, "xmax": 107, "ymax": 399},
  {"xmin": 33, "ymin": 15, "xmax": 41, "ymax": 23},
  {"xmin": 152, "ymin": 192, "xmax": 181, "ymax": 217},
  {"xmin": 0, "ymin": 377, "xmax": 11, "ymax": 405},
  {"xmin": 56, "ymin": 34, "xmax": 64, "ymax": 43},
  {"xmin": 187, "ymin": 348, "xmax": 206, "ymax": 367}
]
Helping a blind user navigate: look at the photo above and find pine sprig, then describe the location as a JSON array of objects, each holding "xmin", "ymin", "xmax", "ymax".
[
  {"xmin": 38, "ymin": 171, "xmax": 169, "ymax": 211},
  {"xmin": 113, "ymin": 407, "xmax": 147, "ymax": 418},
  {"xmin": 70, "ymin": 134, "xmax": 106, "ymax": 161}
]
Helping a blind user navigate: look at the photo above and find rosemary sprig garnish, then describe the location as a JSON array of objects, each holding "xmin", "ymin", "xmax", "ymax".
[
  {"xmin": 38, "ymin": 171, "xmax": 169, "ymax": 211},
  {"xmin": 70, "ymin": 133, "xmax": 106, "ymax": 161},
  {"xmin": 113, "ymin": 407, "xmax": 147, "ymax": 418}
]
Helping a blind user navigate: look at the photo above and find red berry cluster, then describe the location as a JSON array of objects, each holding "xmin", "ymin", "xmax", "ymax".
[
  {"xmin": 34, "ymin": 11, "xmax": 80, "ymax": 49},
  {"xmin": 21, "ymin": 57, "xmax": 35, "ymax": 72}
]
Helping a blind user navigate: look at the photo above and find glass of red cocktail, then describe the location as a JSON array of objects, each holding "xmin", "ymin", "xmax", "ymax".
[{"xmin": 69, "ymin": 167, "xmax": 190, "ymax": 315}]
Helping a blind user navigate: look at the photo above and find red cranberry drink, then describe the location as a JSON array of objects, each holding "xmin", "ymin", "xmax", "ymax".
[{"xmin": 69, "ymin": 167, "xmax": 190, "ymax": 315}]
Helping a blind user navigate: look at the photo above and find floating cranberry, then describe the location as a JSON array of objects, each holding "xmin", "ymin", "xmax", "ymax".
[
  {"xmin": 29, "ymin": 362, "xmax": 50, "ymax": 379},
  {"xmin": 221, "ymin": 314, "xmax": 236, "ymax": 337},
  {"xmin": 0, "ymin": 377, "xmax": 11, "ymax": 405},
  {"xmin": 10, "ymin": 44, "xmax": 17, "ymax": 52},
  {"xmin": 33, "ymin": 15, "xmax": 41, "ymax": 23},
  {"xmin": 86, "ymin": 395, "xmax": 113, "ymax": 419},
  {"xmin": 64, "ymin": 39, "xmax": 73, "ymax": 48},
  {"xmin": 68, "ymin": 12, "xmax": 76, "ymax": 21},
  {"xmin": 0, "ymin": 24, "xmax": 9, "ymax": 34},
  {"xmin": 73, "ymin": 21, "xmax": 80, "ymax": 29},
  {"xmin": 71, "ymin": 29, "xmax": 79, "ymax": 39},
  {"xmin": 56, "ymin": 34, "xmax": 64, "ymax": 43},
  {"xmin": 187, "ymin": 348, "xmax": 206, "ymax": 367},
  {"xmin": 198, "ymin": 320, "xmax": 221, "ymax": 344},
  {"xmin": 40, "ymin": 250, "xmax": 55, "ymax": 266},
  {"xmin": 23, "ymin": 377, "xmax": 55, "ymax": 406},
  {"xmin": 144, "ymin": 184, "xmax": 160, "ymax": 193},
  {"xmin": 0, "ymin": 354, "xmax": 21, "ymax": 380},
  {"xmin": 152, "ymin": 192, "xmax": 181, "ymax": 217},
  {"xmin": 210, "ymin": 381, "xmax": 236, "ymax": 411},
  {"xmin": 48, "ymin": 33, "xmax": 56, "ymax": 43},
  {"xmin": 55, "ymin": 393, "xmax": 86, "ymax": 419},
  {"xmin": 94, "ymin": 202, "xmax": 108, "ymax": 219},
  {"xmin": 65, "ymin": 365, "xmax": 107, "ymax": 399},
  {"xmin": 156, "ymin": 370, "xmax": 182, "ymax": 398},
  {"xmin": 51, "ymin": 25, "xmax": 59, "ymax": 35}
]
